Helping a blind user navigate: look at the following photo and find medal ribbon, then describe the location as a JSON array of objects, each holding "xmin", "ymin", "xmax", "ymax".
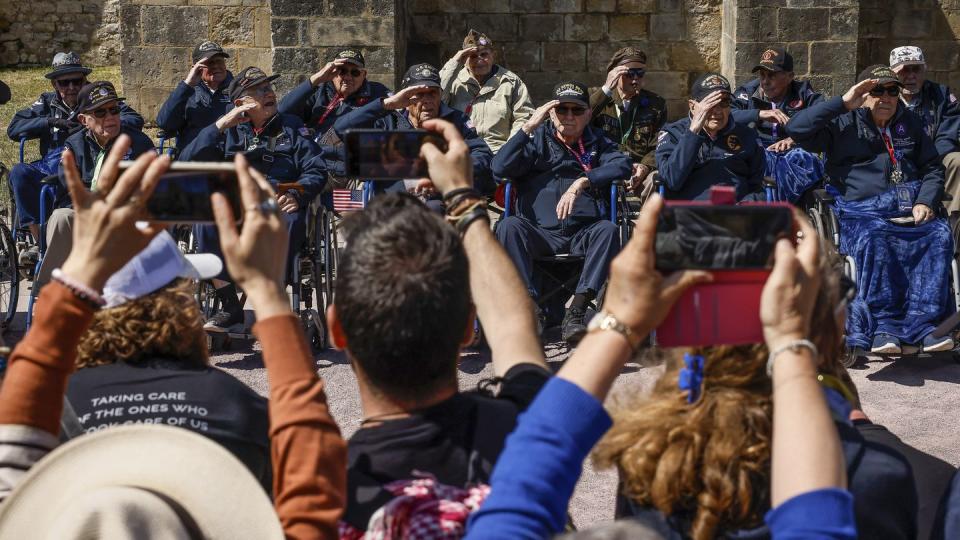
[
  {"xmin": 770, "ymin": 101, "xmax": 779, "ymax": 140},
  {"xmin": 316, "ymin": 94, "xmax": 345, "ymax": 127},
  {"xmin": 555, "ymin": 134, "xmax": 592, "ymax": 173},
  {"xmin": 881, "ymin": 130, "xmax": 899, "ymax": 169}
]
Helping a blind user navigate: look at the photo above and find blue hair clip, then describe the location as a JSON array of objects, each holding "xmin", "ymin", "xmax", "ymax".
[{"xmin": 678, "ymin": 353, "xmax": 705, "ymax": 404}]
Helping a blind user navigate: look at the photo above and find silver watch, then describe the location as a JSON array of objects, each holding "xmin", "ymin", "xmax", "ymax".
[{"xmin": 587, "ymin": 311, "xmax": 642, "ymax": 350}]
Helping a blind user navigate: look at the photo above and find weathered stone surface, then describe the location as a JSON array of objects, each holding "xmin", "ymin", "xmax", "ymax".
[
  {"xmin": 142, "ymin": 6, "xmax": 208, "ymax": 46},
  {"xmin": 310, "ymin": 18, "xmax": 395, "ymax": 47},
  {"xmin": 617, "ymin": 0, "xmax": 657, "ymax": 13},
  {"xmin": 564, "ymin": 14, "xmax": 607, "ymax": 41},
  {"xmin": 510, "ymin": 0, "xmax": 549, "ymax": 12},
  {"xmin": 272, "ymin": 47, "xmax": 320, "ymax": 74},
  {"xmin": 586, "ymin": 0, "xmax": 618, "ymax": 12},
  {"xmin": 809, "ymin": 40, "xmax": 855, "ymax": 73},
  {"xmin": 649, "ymin": 12, "xmax": 685, "ymax": 40},
  {"xmin": 502, "ymin": 41, "xmax": 542, "ymax": 71},
  {"xmin": 549, "ymin": 0, "xmax": 582, "ymax": 13},
  {"xmin": 608, "ymin": 15, "xmax": 649, "ymax": 41},
  {"xmin": 542, "ymin": 41, "xmax": 586, "ymax": 70},
  {"xmin": 210, "ymin": 7, "xmax": 257, "ymax": 47},
  {"xmin": 328, "ymin": 0, "xmax": 365, "ymax": 16},
  {"xmin": 271, "ymin": 18, "xmax": 303, "ymax": 47},
  {"xmin": 519, "ymin": 14, "xmax": 563, "ymax": 41},
  {"xmin": 467, "ymin": 14, "xmax": 518, "ymax": 41},
  {"xmin": 272, "ymin": 0, "xmax": 322, "ymax": 17}
]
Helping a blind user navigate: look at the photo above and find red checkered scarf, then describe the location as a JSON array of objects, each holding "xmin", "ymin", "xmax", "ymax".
[{"xmin": 339, "ymin": 473, "xmax": 490, "ymax": 539}]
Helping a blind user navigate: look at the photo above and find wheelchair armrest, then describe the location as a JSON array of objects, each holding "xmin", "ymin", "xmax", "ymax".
[
  {"xmin": 277, "ymin": 182, "xmax": 304, "ymax": 193},
  {"xmin": 811, "ymin": 188, "xmax": 834, "ymax": 204},
  {"xmin": 40, "ymin": 174, "xmax": 60, "ymax": 186}
]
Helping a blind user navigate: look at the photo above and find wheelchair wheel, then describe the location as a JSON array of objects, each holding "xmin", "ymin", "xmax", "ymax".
[
  {"xmin": 196, "ymin": 280, "xmax": 220, "ymax": 320},
  {"xmin": 0, "ymin": 222, "xmax": 18, "ymax": 328},
  {"xmin": 316, "ymin": 205, "xmax": 336, "ymax": 314}
]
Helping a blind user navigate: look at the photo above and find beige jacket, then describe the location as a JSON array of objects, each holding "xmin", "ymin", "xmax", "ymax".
[{"xmin": 440, "ymin": 58, "xmax": 534, "ymax": 153}]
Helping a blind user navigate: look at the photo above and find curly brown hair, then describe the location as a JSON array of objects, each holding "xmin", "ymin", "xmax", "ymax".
[
  {"xmin": 76, "ymin": 278, "xmax": 209, "ymax": 369},
  {"xmin": 593, "ymin": 244, "xmax": 855, "ymax": 540}
]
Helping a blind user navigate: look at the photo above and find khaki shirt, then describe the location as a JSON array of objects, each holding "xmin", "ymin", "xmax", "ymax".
[
  {"xmin": 590, "ymin": 87, "xmax": 667, "ymax": 169},
  {"xmin": 440, "ymin": 58, "xmax": 534, "ymax": 153}
]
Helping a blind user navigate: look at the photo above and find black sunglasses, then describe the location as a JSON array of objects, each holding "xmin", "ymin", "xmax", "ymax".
[
  {"xmin": 624, "ymin": 68, "xmax": 645, "ymax": 79},
  {"xmin": 89, "ymin": 106, "xmax": 121, "ymax": 118},
  {"xmin": 337, "ymin": 68, "xmax": 364, "ymax": 77},
  {"xmin": 869, "ymin": 86, "xmax": 901, "ymax": 97},
  {"xmin": 55, "ymin": 78, "xmax": 85, "ymax": 88},
  {"xmin": 555, "ymin": 106, "xmax": 587, "ymax": 116}
]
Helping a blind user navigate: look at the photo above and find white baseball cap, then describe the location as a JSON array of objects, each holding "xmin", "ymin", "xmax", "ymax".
[
  {"xmin": 890, "ymin": 46, "xmax": 926, "ymax": 71},
  {"xmin": 102, "ymin": 231, "xmax": 222, "ymax": 308}
]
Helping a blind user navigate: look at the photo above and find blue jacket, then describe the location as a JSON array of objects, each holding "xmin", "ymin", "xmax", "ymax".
[
  {"xmin": 179, "ymin": 113, "xmax": 327, "ymax": 203},
  {"xmin": 655, "ymin": 117, "xmax": 766, "ymax": 202},
  {"xmin": 493, "ymin": 121, "xmax": 631, "ymax": 231},
  {"xmin": 7, "ymin": 91, "xmax": 144, "ymax": 159},
  {"xmin": 786, "ymin": 96, "xmax": 945, "ymax": 208},
  {"xmin": 155, "ymin": 73, "xmax": 234, "ymax": 151},
  {"xmin": 333, "ymin": 97, "xmax": 494, "ymax": 194},
  {"xmin": 279, "ymin": 79, "xmax": 391, "ymax": 139},
  {"xmin": 732, "ymin": 79, "xmax": 825, "ymax": 146},
  {"xmin": 899, "ymin": 79, "xmax": 953, "ymax": 140},
  {"xmin": 57, "ymin": 127, "xmax": 156, "ymax": 205}
]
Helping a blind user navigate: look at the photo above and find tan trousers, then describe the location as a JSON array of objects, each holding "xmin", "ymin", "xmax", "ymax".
[
  {"xmin": 943, "ymin": 152, "xmax": 960, "ymax": 216},
  {"xmin": 35, "ymin": 208, "xmax": 74, "ymax": 288}
]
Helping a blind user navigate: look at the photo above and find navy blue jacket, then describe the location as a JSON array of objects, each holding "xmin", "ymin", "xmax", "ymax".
[
  {"xmin": 899, "ymin": 79, "xmax": 953, "ymax": 140},
  {"xmin": 655, "ymin": 117, "xmax": 766, "ymax": 202},
  {"xmin": 493, "ymin": 121, "xmax": 631, "ymax": 231},
  {"xmin": 155, "ymin": 73, "xmax": 234, "ymax": 151},
  {"xmin": 333, "ymin": 98, "xmax": 494, "ymax": 193},
  {"xmin": 57, "ymin": 127, "xmax": 156, "ymax": 206},
  {"xmin": 8, "ymin": 91, "xmax": 144, "ymax": 159},
  {"xmin": 279, "ymin": 79, "xmax": 391, "ymax": 139},
  {"xmin": 732, "ymin": 79, "xmax": 825, "ymax": 146},
  {"xmin": 786, "ymin": 96, "xmax": 945, "ymax": 208},
  {"xmin": 179, "ymin": 113, "xmax": 327, "ymax": 203}
]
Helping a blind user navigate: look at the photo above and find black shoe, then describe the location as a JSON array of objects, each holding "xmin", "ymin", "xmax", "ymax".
[
  {"xmin": 561, "ymin": 307, "xmax": 587, "ymax": 345},
  {"xmin": 204, "ymin": 309, "xmax": 244, "ymax": 333}
]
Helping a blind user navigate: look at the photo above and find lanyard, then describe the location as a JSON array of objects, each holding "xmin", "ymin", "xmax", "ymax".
[
  {"xmin": 880, "ymin": 127, "xmax": 898, "ymax": 167},
  {"xmin": 616, "ymin": 100, "xmax": 638, "ymax": 145},
  {"xmin": 770, "ymin": 101, "xmax": 780, "ymax": 140},
  {"xmin": 555, "ymin": 133, "xmax": 592, "ymax": 173},
  {"xmin": 316, "ymin": 94, "xmax": 345, "ymax": 127}
]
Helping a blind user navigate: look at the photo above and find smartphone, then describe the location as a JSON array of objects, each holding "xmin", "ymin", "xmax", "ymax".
[
  {"xmin": 119, "ymin": 161, "xmax": 243, "ymax": 224},
  {"xmin": 344, "ymin": 129, "xmax": 447, "ymax": 179},
  {"xmin": 654, "ymin": 202, "xmax": 795, "ymax": 348}
]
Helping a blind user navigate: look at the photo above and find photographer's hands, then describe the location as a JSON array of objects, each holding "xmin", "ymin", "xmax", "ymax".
[{"xmin": 760, "ymin": 212, "xmax": 820, "ymax": 352}]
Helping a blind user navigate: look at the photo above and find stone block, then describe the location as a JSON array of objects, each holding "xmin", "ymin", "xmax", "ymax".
[
  {"xmin": 233, "ymin": 46, "xmax": 272, "ymax": 71},
  {"xmin": 892, "ymin": 9, "xmax": 934, "ymax": 38},
  {"xmin": 829, "ymin": 7, "xmax": 858, "ymax": 40},
  {"xmin": 664, "ymin": 98, "xmax": 687, "ymax": 120},
  {"xmin": 254, "ymin": 9, "xmax": 272, "ymax": 48},
  {"xmin": 468, "ymin": 14, "xmax": 518, "ymax": 41},
  {"xmin": 328, "ymin": 0, "xmax": 364, "ymax": 16},
  {"xmin": 410, "ymin": 15, "xmax": 450, "ymax": 42},
  {"xmin": 783, "ymin": 41, "xmax": 809, "ymax": 74},
  {"xmin": 756, "ymin": 8, "xmax": 778, "ymax": 42},
  {"xmin": 649, "ymin": 12, "xmax": 685, "ymax": 40},
  {"xmin": 434, "ymin": 0, "xmax": 475, "ymax": 12},
  {"xmin": 121, "ymin": 46, "xmax": 192, "ymax": 87},
  {"xmin": 776, "ymin": 8, "xmax": 830, "ymax": 41},
  {"xmin": 689, "ymin": 11, "xmax": 721, "ymax": 42},
  {"xmin": 119, "ymin": 5, "xmax": 142, "ymax": 46},
  {"xmin": 542, "ymin": 41, "xmax": 586, "ymax": 70},
  {"xmin": 617, "ymin": 0, "xmax": 656, "ymax": 13},
  {"xmin": 923, "ymin": 41, "xmax": 960, "ymax": 72},
  {"xmin": 857, "ymin": 5, "xmax": 891, "ymax": 38},
  {"xmin": 272, "ymin": 0, "xmax": 322, "ymax": 17},
  {"xmin": 549, "ymin": 0, "xmax": 582, "ymax": 12},
  {"xmin": 519, "ymin": 14, "xmax": 563, "ymax": 41},
  {"xmin": 564, "ymin": 14, "xmax": 607, "ymax": 41},
  {"xmin": 669, "ymin": 40, "xmax": 710, "ymax": 71},
  {"xmin": 608, "ymin": 15, "xmax": 649, "ymax": 41},
  {"xmin": 586, "ymin": 0, "xmax": 617, "ymax": 12},
  {"xmin": 138, "ymin": 86, "xmax": 176, "ymax": 123},
  {"xmin": 809, "ymin": 40, "xmax": 855, "ymax": 74},
  {"xmin": 273, "ymin": 47, "xmax": 320, "ymax": 74},
  {"xmin": 643, "ymin": 70, "xmax": 688, "ymax": 99},
  {"xmin": 363, "ymin": 47, "xmax": 396, "ymax": 73},
  {"xmin": 210, "ymin": 7, "xmax": 257, "ymax": 47},
  {"xmin": 479, "ymin": 0, "xmax": 512, "ymax": 11},
  {"xmin": 409, "ymin": 0, "xmax": 439, "ymax": 13},
  {"xmin": 309, "ymin": 18, "xmax": 395, "ymax": 47},
  {"xmin": 141, "ymin": 6, "xmax": 208, "ymax": 46},
  {"xmin": 271, "ymin": 18, "xmax": 302, "ymax": 47},
  {"xmin": 371, "ymin": 0, "xmax": 396, "ymax": 15},
  {"xmin": 735, "ymin": 7, "xmax": 760, "ymax": 43},
  {"xmin": 510, "ymin": 0, "xmax": 549, "ymax": 12},
  {"xmin": 658, "ymin": 0, "xmax": 680, "ymax": 11},
  {"xmin": 502, "ymin": 41, "xmax": 541, "ymax": 71}
]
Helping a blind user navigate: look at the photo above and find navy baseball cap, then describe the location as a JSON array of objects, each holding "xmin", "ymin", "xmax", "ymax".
[
  {"xmin": 192, "ymin": 41, "xmax": 230, "ymax": 63},
  {"xmin": 553, "ymin": 81, "xmax": 590, "ymax": 107},
  {"xmin": 752, "ymin": 47, "xmax": 793, "ymax": 73},
  {"xmin": 690, "ymin": 72, "xmax": 732, "ymax": 101},
  {"xmin": 401, "ymin": 63, "xmax": 441, "ymax": 89},
  {"xmin": 227, "ymin": 66, "xmax": 280, "ymax": 101},
  {"xmin": 76, "ymin": 81, "xmax": 123, "ymax": 113}
]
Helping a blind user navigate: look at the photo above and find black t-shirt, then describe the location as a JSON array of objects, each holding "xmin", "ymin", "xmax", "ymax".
[
  {"xmin": 65, "ymin": 358, "xmax": 270, "ymax": 490},
  {"xmin": 344, "ymin": 363, "xmax": 552, "ymax": 529}
]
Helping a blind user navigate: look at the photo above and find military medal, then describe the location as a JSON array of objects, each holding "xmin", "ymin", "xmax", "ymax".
[
  {"xmin": 880, "ymin": 128, "xmax": 903, "ymax": 184},
  {"xmin": 890, "ymin": 167, "xmax": 904, "ymax": 184}
]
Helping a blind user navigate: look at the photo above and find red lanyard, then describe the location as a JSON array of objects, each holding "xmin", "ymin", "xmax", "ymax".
[
  {"xmin": 317, "ymin": 94, "xmax": 345, "ymax": 127},
  {"xmin": 880, "ymin": 129, "xmax": 898, "ymax": 167},
  {"xmin": 555, "ymin": 133, "xmax": 592, "ymax": 173},
  {"xmin": 252, "ymin": 127, "xmax": 265, "ymax": 137}
]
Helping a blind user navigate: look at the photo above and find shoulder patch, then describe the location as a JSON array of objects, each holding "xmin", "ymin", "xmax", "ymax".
[{"xmin": 656, "ymin": 130, "xmax": 668, "ymax": 147}]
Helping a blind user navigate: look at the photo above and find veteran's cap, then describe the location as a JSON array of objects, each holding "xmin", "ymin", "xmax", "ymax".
[
  {"xmin": 463, "ymin": 29, "xmax": 493, "ymax": 50},
  {"xmin": 690, "ymin": 72, "xmax": 732, "ymax": 101},
  {"xmin": 332, "ymin": 48, "xmax": 365, "ymax": 67},
  {"xmin": 606, "ymin": 47, "xmax": 647, "ymax": 73},
  {"xmin": 45, "ymin": 52, "xmax": 93, "ymax": 80},
  {"xmin": 401, "ymin": 63, "xmax": 441, "ymax": 89},
  {"xmin": 192, "ymin": 41, "xmax": 229, "ymax": 63},
  {"xmin": 76, "ymin": 81, "xmax": 122, "ymax": 113},
  {"xmin": 227, "ymin": 66, "xmax": 280, "ymax": 101},
  {"xmin": 752, "ymin": 46, "xmax": 793, "ymax": 73},
  {"xmin": 858, "ymin": 64, "xmax": 903, "ymax": 87},
  {"xmin": 889, "ymin": 46, "xmax": 925, "ymax": 71},
  {"xmin": 552, "ymin": 80, "xmax": 590, "ymax": 107}
]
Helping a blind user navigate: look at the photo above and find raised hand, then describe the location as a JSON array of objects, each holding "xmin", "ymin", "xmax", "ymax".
[
  {"xmin": 309, "ymin": 60, "xmax": 349, "ymax": 87},
  {"xmin": 843, "ymin": 78, "xmax": 879, "ymax": 111},
  {"xmin": 603, "ymin": 66, "xmax": 629, "ymax": 92},
  {"xmin": 453, "ymin": 47, "xmax": 479, "ymax": 64},
  {"xmin": 383, "ymin": 85, "xmax": 431, "ymax": 110},
  {"xmin": 522, "ymin": 100, "xmax": 560, "ymax": 135},
  {"xmin": 689, "ymin": 91, "xmax": 726, "ymax": 134},
  {"xmin": 185, "ymin": 59, "xmax": 209, "ymax": 86},
  {"xmin": 215, "ymin": 102, "xmax": 257, "ymax": 131}
]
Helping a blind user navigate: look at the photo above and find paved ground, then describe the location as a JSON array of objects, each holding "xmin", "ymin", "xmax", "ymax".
[{"xmin": 6, "ymin": 283, "xmax": 960, "ymax": 529}]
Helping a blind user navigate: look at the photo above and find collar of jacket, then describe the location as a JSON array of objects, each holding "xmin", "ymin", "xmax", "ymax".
[
  {"xmin": 84, "ymin": 128, "xmax": 117, "ymax": 151},
  {"xmin": 750, "ymin": 79, "xmax": 804, "ymax": 107},
  {"xmin": 202, "ymin": 72, "xmax": 234, "ymax": 96},
  {"xmin": 47, "ymin": 92, "xmax": 76, "ymax": 117},
  {"xmin": 241, "ymin": 113, "xmax": 283, "ymax": 137},
  {"xmin": 324, "ymin": 79, "xmax": 373, "ymax": 102},
  {"xmin": 456, "ymin": 64, "xmax": 510, "ymax": 96}
]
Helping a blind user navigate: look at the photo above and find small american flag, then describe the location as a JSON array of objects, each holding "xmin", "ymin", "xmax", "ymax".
[{"xmin": 332, "ymin": 188, "xmax": 365, "ymax": 212}]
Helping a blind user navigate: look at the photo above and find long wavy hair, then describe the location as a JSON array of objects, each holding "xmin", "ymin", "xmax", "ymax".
[
  {"xmin": 593, "ymin": 245, "xmax": 854, "ymax": 540},
  {"xmin": 76, "ymin": 278, "xmax": 208, "ymax": 369}
]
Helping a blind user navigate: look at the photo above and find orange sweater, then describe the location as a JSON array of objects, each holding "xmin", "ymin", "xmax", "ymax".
[{"xmin": 0, "ymin": 283, "xmax": 346, "ymax": 539}]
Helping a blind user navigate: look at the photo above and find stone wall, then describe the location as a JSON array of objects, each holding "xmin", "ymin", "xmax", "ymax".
[
  {"xmin": 408, "ymin": 0, "xmax": 723, "ymax": 119},
  {"xmin": 118, "ymin": 0, "xmax": 273, "ymax": 121},
  {"xmin": 0, "ymin": 0, "xmax": 120, "ymax": 67}
]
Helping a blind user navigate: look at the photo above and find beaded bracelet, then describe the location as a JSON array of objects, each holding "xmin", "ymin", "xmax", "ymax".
[
  {"xmin": 455, "ymin": 206, "xmax": 490, "ymax": 237},
  {"xmin": 446, "ymin": 193, "xmax": 485, "ymax": 216},
  {"xmin": 766, "ymin": 339, "xmax": 818, "ymax": 377},
  {"xmin": 446, "ymin": 199, "xmax": 486, "ymax": 224},
  {"xmin": 51, "ymin": 268, "xmax": 107, "ymax": 309}
]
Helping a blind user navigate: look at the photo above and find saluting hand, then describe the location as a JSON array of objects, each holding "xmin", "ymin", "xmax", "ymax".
[
  {"xmin": 843, "ymin": 78, "xmax": 879, "ymax": 111},
  {"xmin": 215, "ymin": 102, "xmax": 257, "ymax": 131},
  {"xmin": 603, "ymin": 66, "xmax": 630, "ymax": 93},
  {"xmin": 689, "ymin": 91, "xmax": 725, "ymax": 134},
  {"xmin": 185, "ymin": 59, "xmax": 208, "ymax": 86},
  {"xmin": 383, "ymin": 85, "xmax": 431, "ymax": 110},
  {"xmin": 522, "ymin": 100, "xmax": 560, "ymax": 135},
  {"xmin": 453, "ymin": 47, "xmax": 479, "ymax": 64},
  {"xmin": 310, "ymin": 60, "xmax": 350, "ymax": 87}
]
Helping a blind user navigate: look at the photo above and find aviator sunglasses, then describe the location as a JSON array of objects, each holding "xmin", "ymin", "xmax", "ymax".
[
  {"xmin": 869, "ymin": 86, "xmax": 901, "ymax": 97},
  {"xmin": 555, "ymin": 106, "xmax": 587, "ymax": 116},
  {"xmin": 89, "ymin": 106, "xmax": 121, "ymax": 118},
  {"xmin": 55, "ymin": 78, "xmax": 85, "ymax": 88}
]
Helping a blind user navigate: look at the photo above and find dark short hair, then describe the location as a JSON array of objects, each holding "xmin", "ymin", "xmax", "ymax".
[{"xmin": 335, "ymin": 193, "xmax": 470, "ymax": 401}]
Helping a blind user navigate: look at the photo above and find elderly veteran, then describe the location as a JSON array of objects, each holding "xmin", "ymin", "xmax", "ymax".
[
  {"xmin": 493, "ymin": 81, "xmax": 631, "ymax": 344},
  {"xmin": 590, "ymin": 47, "xmax": 666, "ymax": 200},
  {"xmin": 181, "ymin": 66, "xmax": 327, "ymax": 333},
  {"xmin": 656, "ymin": 73, "xmax": 765, "ymax": 202},
  {"xmin": 156, "ymin": 41, "xmax": 234, "ymax": 154},
  {"xmin": 278, "ymin": 48, "xmax": 391, "ymax": 143},
  {"xmin": 439, "ymin": 29, "xmax": 534, "ymax": 154},
  {"xmin": 7, "ymin": 52, "xmax": 143, "ymax": 255},
  {"xmin": 787, "ymin": 65, "xmax": 953, "ymax": 354},
  {"xmin": 731, "ymin": 47, "xmax": 825, "ymax": 202},
  {"xmin": 37, "ymin": 81, "xmax": 155, "ymax": 288},
  {"xmin": 334, "ymin": 63, "xmax": 494, "ymax": 199}
]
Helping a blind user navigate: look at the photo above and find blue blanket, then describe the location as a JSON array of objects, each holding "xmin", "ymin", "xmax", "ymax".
[
  {"xmin": 764, "ymin": 147, "xmax": 825, "ymax": 203},
  {"xmin": 830, "ymin": 181, "xmax": 955, "ymax": 349}
]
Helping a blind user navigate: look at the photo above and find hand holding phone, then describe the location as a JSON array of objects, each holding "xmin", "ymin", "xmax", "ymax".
[
  {"xmin": 344, "ymin": 129, "xmax": 447, "ymax": 179},
  {"xmin": 120, "ymin": 161, "xmax": 244, "ymax": 224}
]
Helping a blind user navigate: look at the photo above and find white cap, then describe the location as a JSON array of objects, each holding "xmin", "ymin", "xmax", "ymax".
[
  {"xmin": 102, "ymin": 231, "xmax": 222, "ymax": 308},
  {"xmin": 890, "ymin": 46, "xmax": 925, "ymax": 71}
]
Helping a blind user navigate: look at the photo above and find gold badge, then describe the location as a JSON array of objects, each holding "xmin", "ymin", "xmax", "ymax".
[{"xmin": 726, "ymin": 134, "xmax": 742, "ymax": 151}]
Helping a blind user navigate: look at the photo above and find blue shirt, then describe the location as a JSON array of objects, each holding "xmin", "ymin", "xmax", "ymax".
[{"xmin": 155, "ymin": 74, "xmax": 234, "ymax": 151}]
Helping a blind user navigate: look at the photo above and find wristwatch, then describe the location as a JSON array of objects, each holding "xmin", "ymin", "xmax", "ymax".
[{"xmin": 587, "ymin": 310, "xmax": 643, "ymax": 351}]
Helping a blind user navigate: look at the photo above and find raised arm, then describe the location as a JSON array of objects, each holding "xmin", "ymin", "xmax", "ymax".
[
  {"xmin": 786, "ymin": 79, "xmax": 876, "ymax": 154},
  {"xmin": 7, "ymin": 100, "xmax": 51, "ymax": 142},
  {"xmin": 155, "ymin": 82, "xmax": 194, "ymax": 135}
]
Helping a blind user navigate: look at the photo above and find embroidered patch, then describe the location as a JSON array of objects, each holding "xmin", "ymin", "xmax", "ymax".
[
  {"xmin": 761, "ymin": 49, "xmax": 778, "ymax": 62},
  {"xmin": 726, "ymin": 134, "xmax": 742, "ymax": 151},
  {"xmin": 896, "ymin": 123, "xmax": 907, "ymax": 136}
]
